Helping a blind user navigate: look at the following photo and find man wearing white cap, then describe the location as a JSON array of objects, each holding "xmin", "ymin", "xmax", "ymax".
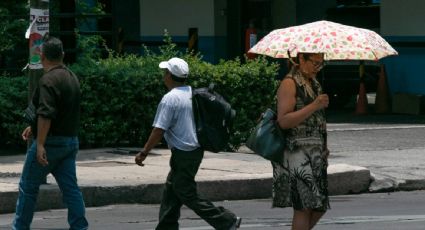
[{"xmin": 135, "ymin": 57, "xmax": 241, "ymax": 230}]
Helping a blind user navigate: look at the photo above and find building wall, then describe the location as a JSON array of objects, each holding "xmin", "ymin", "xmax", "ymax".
[
  {"xmin": 380, "ymin": 0, "xmax": 425, "ymax": 95},
  {"xmin": 139, "ymin": 0, "xmax": 214, "ymax": 36},
  {"xmin": 213, "ymin": 0, "xmax": 228, "ymax": 60},
  {"xmin": 272, "ymin": 0, "xmax": 296, "ymax": 28},
  {"xmin": 295, "ymin": 0, "xmax": 336, "ymax": 25},
  {"xmin": 113, "ymin": 0, "xmax": 140, "ymax": 41},
  {"xmin": 214, "ymin": 0, "xmax": 227, "ymax": 36},
  {"xmin": 381, "ymin": 0, "xmax": 425, "ymax": 36},
  {"xmin": 134, "ymin": 0, "xmax": 425, "ymax": 95},
  {"xmin": 139, "ymin": 0, "xmax": 227, "ymax": 63},
  {"xmin": 383, "ymin": 49, "xmax": 425, "ymax": 95}
]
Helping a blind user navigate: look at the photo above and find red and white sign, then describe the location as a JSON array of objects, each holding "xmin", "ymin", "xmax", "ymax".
[{"xmin": 27, "ymin": 8, "xmax": 49, "ymax": 69}]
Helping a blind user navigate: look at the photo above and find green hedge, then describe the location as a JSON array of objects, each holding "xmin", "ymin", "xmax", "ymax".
[
  {"xmin": 0, "ymin": 44, "xmax": 279, "ymax": 150},
  {"xmin": 0, "ymin": 76, "xmax": 28, "ymax": 146}
]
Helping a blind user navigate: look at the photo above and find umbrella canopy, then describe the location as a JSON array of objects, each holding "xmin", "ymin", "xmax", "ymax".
[{"xmin": 248, "ymin": 20, "xmax": 398, "ymax": 60}]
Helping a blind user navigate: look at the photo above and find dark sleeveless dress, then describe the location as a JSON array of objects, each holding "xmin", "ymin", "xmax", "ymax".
[{"xmin": 271, "ymin": 67, "xmax": 330, "ymax": 211}]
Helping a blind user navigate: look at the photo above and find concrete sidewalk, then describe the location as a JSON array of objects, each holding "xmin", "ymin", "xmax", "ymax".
[
  {"xmin": 2, "ymin": 111, "xmax": 424, "ymax": 214},
  {"xmin": 0, "ymin": 148, "xmax": 370, "ymax": 214}
]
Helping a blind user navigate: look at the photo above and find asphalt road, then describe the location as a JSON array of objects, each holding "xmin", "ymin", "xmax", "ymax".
[
  {"xmin": 1, "ymin": 191, "xmax": 425, "ymax": 229},
  {"xmin": 326, "ymin": 121, "xmax": 425, "ymax": 183},
  {"xmin": 328, "ymin": 124, "xmax": 425, "ymax": 152}
]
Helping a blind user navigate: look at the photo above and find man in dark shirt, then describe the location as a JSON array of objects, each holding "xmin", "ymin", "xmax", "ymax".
[{"xmin": 13, "ymin": 36, "xmax": 88, "ymax": 230}]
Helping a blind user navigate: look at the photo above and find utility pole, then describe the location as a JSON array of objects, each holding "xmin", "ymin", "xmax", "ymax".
[
  {"xmin": 27, "ymin": 0, "xmax": 49, "ymax": 103},
  {"xmin": 27, "ymin": 1, "xmax": 49, "ymax": 184}
]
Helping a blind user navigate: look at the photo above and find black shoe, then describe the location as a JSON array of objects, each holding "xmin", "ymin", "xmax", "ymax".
[{"xmin": 229, "ymin": 217, "xmax": 242, "ymax": 230}]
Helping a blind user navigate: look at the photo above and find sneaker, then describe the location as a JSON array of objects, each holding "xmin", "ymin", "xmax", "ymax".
[{"xmin": 228, "ymin": 217, "xmax": 242, "ymax": 230}]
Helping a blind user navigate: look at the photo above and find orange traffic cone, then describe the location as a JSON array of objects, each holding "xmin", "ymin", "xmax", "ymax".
[
  {"xmin": 355, "ymin": 81, "xmax": 368, "ymax": 115},
  {"xmin": 355, "ymin": 63, "xmax": 368, "ymax": 115},
  {"xmin": 374, "ymin": 65, "xmax": 390, "ymax": 113}
]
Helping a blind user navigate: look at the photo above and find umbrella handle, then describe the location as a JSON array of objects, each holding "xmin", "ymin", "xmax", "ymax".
[{"xmin": 287, "ymin": 50, "xmax": 298, "ymax": 67}]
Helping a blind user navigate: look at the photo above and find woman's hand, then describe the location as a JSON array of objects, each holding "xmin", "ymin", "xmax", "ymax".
[{"xmin": 314, "ymin": 94, "xmax": 329, "ymax": 110}]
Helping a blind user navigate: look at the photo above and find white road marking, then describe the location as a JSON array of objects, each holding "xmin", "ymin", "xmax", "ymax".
[
  {"xmin": 179, "ymin": 215, "xmax": 425, "ymax": 229},
  {"xmin": 328, "ymin": 125, "xmax": 425, "ymax": 132}
]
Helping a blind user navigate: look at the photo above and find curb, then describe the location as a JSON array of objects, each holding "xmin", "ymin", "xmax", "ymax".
[
  {"xmin": 0, "ymin": 164, "xmax": 371, "ymax": 214},
  {"xmin": 328, "ymin": 164, "xmax": 371, "ymax": 195},
  {"xmin": 0, "ymin": 178, "xmax": 272, "ymax": 214}
]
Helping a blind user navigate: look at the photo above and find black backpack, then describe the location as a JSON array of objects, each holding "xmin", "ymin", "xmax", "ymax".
[{"xmin": 192, "ymin": 84, "xmax": 236, "ymax": 153}]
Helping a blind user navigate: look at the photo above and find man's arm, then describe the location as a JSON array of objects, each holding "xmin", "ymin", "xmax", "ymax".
[
  {"xmin": 36, "ymin": 116, "xmax": 51, "ymax": 166},
  {"xmin": 135, "ymin": 127, "xmax": 165, "ymax": 166}
]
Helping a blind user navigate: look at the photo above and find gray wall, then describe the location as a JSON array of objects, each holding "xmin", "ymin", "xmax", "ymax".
[
  {"xmin": 139, "ymin": 0, "xmax": 215, "ymax": 37},
  {"xmin": 295, "ymin": 0, "xmax": 336, "ymax": 25},
  {"xmin": 381, "ymin": 0, "xmax": 425, "ymax": 36},
  {"xmin": 272, "ymin": 0, "xmax": 296, "ymax": 28}
]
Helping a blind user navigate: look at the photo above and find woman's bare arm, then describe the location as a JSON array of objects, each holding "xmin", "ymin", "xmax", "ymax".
[{"xmin": 277, "ymin": 78, "xmax": 328, "ymax": 129}]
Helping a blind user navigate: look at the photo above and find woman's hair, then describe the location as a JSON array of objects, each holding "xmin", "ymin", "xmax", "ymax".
[{"xmin": 288, "ymin": 53, "xmax": 320, "ymax": 69}]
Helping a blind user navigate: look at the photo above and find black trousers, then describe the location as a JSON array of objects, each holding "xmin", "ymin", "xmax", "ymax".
[{"xmin": 155, "ymin": 147, "xmax": 236, "ymax": 230}]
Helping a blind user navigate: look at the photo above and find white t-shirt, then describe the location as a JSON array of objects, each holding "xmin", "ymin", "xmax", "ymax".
[{"xmin": 153, "ymin": 86, "xmax": 200, "ymax": 151}]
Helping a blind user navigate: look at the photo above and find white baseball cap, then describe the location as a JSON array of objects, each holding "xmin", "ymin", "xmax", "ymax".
[{"xmin": 159, "ymin": 57, "xmax": 189, "ymax": 78}]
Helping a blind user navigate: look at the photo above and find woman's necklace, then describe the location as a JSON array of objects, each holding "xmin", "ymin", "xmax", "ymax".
[{"xmin": 298, "ymin": 72, "xmax": 316, "ymax": 99}]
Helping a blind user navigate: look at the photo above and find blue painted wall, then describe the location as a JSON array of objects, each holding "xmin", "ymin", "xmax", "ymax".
[{"xmin": 381, "ymin": 37, "xmax": 425, "ymax": 95}]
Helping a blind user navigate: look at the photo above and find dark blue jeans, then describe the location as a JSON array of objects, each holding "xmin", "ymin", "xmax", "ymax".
[
  {"xmin": 156, "ymin": 147, "xmax": 236, "ymax": 230},
  {"xmin": 13, "ymin": 136, "xmax": 88, "ymax": 230}
]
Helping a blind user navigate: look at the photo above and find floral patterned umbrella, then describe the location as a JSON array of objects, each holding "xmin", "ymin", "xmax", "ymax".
[{"xmin": 248, "ymin": 20, "xmax": 398, "ymax": 60}]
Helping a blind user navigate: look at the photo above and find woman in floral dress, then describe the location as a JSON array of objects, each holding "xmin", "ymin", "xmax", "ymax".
[{"xmin": 273, "ymin": 53, "xmax": 330, "ymax": 230}]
